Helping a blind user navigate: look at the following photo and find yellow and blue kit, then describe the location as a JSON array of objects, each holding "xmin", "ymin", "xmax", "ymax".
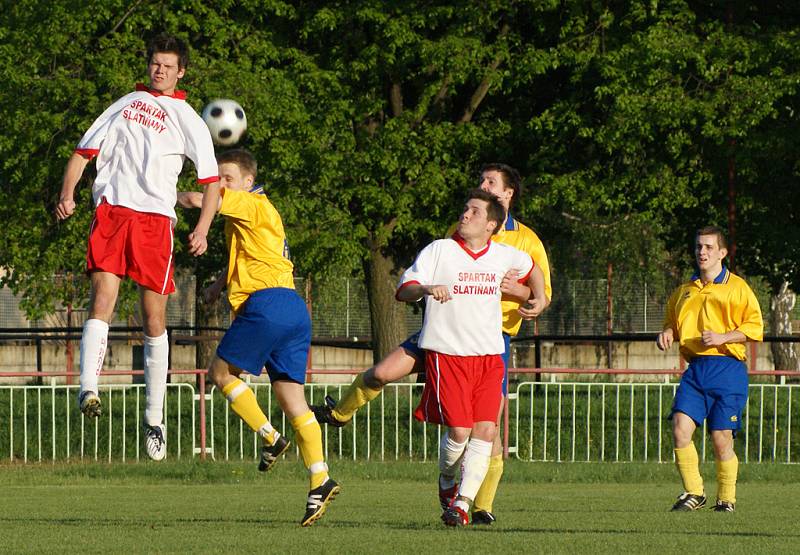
[
  {"xmin": 215, "ymin": 186, "xmax": 310, "ymax": 383},
  {"xmin": 400, "ymin": 214, "xmax": 551, "ymax": 393},
  {"xmin": 665, "ymin": 266, "xmax": 763, "ymax": 431}
]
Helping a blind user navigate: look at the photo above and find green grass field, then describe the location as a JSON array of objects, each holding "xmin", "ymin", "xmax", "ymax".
[{"xmin": 2, "ymin": 459, "xmax": 800, "ymax": 554}]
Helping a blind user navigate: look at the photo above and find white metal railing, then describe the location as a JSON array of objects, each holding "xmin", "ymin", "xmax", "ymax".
[
  {"xmin": 3, "ymin": 378, "xmax": 799, "ymax": 464},
  {"xmin": 512, "ymin": 380, "xmax": 800, "ymax": 463}
]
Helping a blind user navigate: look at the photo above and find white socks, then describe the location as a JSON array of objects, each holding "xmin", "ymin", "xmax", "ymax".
[
  {"xmin": 144, "ymin": 332, "xmax": 169, "ymax": 426},
  {"xmin": 457, "ymin": 437, "xmax": 493, "ymax": 506},
  {"xmin": 79, "ymin": 319, "xmax": 109, "ymax": 395},
  {"xmin": 439, "ymin": 432, "xmax": 468, "ymax": 487}
]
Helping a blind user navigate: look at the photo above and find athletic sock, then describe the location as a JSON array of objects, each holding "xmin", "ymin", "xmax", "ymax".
[
  {"xmin": 144, "ymin": 332, "xmax": 169, "ymax": 427},
  {"xmin": 674, "ymin": 442, "xmax": 704, "ymax": 495},
  {"xmin": 458, "ymin": 438, "xmax": 493, "ymax": 502},
  {"xmin": 221, "ymin": 379, "xmax": 274, "ymax": 442},
  {"xmin": 716, "ymin": 454, "xmax": 738, "ymax": 504},
  {"xmin": 439, "ymin": 432, "xmax": 468, "ymax": 483},
  {"xmin": 291, "ymin": 411, "xmax": 328, "ymax": 489},
  {"xmin": 473, "ymin": 453, "xmax": 504, "ymax": 513},
  {"xmin": 79, "ymin": 319, "xmax": 109, "ymax": 395},
  {"xmin": 332, "ymin": 373, "xmax": 382, "ymax": 422}
]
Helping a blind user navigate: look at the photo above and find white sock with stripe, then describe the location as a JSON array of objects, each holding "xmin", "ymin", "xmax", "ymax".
[
  {"xmin": 79, "ymin": 319, "xmax": 109, "ymax": 395},
  {"xmin": 144, "ymin": 332, "xmax": 169, "ymax": 427}
]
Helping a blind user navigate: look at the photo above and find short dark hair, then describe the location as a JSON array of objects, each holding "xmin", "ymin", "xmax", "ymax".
[
  {"xmin": 467, "ymin": 188, "xmax": 506, "ymax": 235},
  {"xmin": 217, "ymin": 149, "xmax": 258, "ymax": 179},
  {"xmin": 480, "ymin": 163, "xmax": 522, "ymax": 209},
  {"xmin": 147, "ymin": 33, "xmax": 189, "ymax": 69},
  {"xmin": 696, "ymin": 225, "xmax": 727, "ymax": 250}
]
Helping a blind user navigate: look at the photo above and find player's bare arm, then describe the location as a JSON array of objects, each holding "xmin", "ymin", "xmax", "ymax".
[
  {"xmin": 176, "ymin": 191, "xmax": 203, "ymax": 208},
  {"xmin": 203, "ymin": 267, "xmax": 228, "ymax": 304},
  {"xmin": 701, "ymin": 329, "xmax": 746, "ymax": 347},
  {"xmin": 656, "ymin": 328, "xmax": 674, "ymax": 351},
  {"xmin": 500, "ymin": 269, "xmax": 530, "ymax": 303},
  {"xmin": 397, "ymin": 283, "xmax": 451, "ymax": 303},
  {"xmin": 518, "ymin": 265, "xmax": 547, "ymax": 319},
  {"xmin": 55, "ymin": 152, "xmax": 90, "ymax": 220},
  {"xmin": 188, "ymin": 181, "xmax": 221, "ymax": 256}
]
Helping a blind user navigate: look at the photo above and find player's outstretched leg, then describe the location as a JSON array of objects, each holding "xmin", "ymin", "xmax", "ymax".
[{"xmin": 310, "ymin": 394, "xmax": 348, "ymax": 428}]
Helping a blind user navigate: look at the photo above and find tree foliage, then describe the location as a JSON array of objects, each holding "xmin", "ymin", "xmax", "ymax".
[{"xmin": 1, "ymin": 1, "xmax": 799, "ymax": 354}]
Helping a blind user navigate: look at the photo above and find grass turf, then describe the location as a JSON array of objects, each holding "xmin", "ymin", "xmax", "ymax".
[{"xmin": 1, "ymin": 459, "xmax": 799, "ymax": 554}]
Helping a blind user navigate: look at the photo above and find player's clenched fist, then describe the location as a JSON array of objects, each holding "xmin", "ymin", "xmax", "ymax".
[
  {"xmin": 656, "ymin": 328, "xmax": 674, "ymax": 351},
  {"xmin": 518, "ymin": 299, "xmax": 544, "ymax": 320},
  {"xmin": 425, "ymin": 284, "xmax": 451, "ymax": 303},
  {"xmin": 55, "ymin": 198, "xmax": 76, "ymax": 220}
]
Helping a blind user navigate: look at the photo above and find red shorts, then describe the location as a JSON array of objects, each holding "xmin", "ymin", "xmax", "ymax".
[
  {"xmin": 414, "ymin": 351, "xmax": 504, "ymax": 428},
  {"xmin": 86, "ymin": 201, "xmax": 175, "ymax": 294}
]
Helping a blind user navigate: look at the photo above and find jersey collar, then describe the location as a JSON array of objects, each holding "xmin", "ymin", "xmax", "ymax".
[
  {"xmin": 691, "ymin": 265, "xmax": 729, "ymax": 285},
  {"xmin": 452, "ymin": 232, "xmax": 491, "ymax": 260},
  {"xmin": 135, "ymin": 83, "xmax": 187, "ymax": 100},
  {"xmin": 504, "ymin": 213, "xmax": 519, "ymax": 232}
]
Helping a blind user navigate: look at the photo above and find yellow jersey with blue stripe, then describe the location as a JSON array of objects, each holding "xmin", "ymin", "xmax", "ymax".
[
  {"xmin": 448, "ymin": 214, "xmax": 551, "ymax": 336},
  {"xmin": 219, "ymin": 186, "xmax": 294, "ymax": 313},
  {"xmin": 663, "ymin": 266, "xmax": 763, "ymax": 361}
]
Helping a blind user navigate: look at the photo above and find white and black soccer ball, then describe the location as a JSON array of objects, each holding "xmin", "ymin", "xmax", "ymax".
[{"xmin": 202, "ymin": 99, "xmax": 247, "ymax": 146}]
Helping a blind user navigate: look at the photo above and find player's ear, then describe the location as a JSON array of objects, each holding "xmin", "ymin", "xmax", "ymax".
[{"xmin": 177, "ymin": 66, "xmax": 186, "ymax": 79}]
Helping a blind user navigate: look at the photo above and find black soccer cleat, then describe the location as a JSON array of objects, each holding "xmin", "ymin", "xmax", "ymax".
[
  {"xmin": 301, "ymin": 478, "xmax": 341, "ymax": 527},
  {"xmin": 310, "ymin": 395, "xmax": 349, "ymax": 428},
  {"xmin": 471, "ymin": 510, "xmax": 496, "ymax": 525},
  {"xmin": 258, "ymin": 434, "xmax": 290, "ymax": 472},
  {"xmin": 670, "ymin": 492, "xmax": 707, "ymax": 512},
  {"xmin": 713, "ymin": 500, "xmax": 735, "ymax": 512}
]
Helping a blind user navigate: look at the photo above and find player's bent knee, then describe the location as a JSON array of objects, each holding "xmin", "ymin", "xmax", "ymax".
[{"xmin": 371, "ymin": 349, "xmax": 420, "ymax": 387}]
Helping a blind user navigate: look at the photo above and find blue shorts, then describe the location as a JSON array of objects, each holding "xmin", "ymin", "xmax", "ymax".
[
  {"xmin": 670, "ymin": 356, "xmax": 748, "ymax": 432},
  {"xmin": 216, "ymin": 288, "xmax": 311, "ymax": 384},
  {"xmin": 402, "ymin": 330, "xmax": 512, "ymax": 395}
]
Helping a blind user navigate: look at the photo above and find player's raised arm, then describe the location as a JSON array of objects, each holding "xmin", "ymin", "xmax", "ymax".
[
  {"xmin": 55, "ymin": 152, "xmax": 91, "ymax": 220},
  {"xmin": 188, "ymin": 180, "xmax": 221, "ymax": 256}
]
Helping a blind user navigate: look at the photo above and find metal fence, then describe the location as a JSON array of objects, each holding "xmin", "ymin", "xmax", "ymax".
[
  {"xmin": 3, "ymin": 370, "xmax": 799, "ymax": 464},
  {"xmin": 1, "ymin": 275, "xmax": 790, "ymax": 337}
]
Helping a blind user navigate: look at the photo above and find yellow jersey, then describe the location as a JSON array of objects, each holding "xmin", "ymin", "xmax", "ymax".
[
  {"xmin": 219, "ymin": 187, "xmax": 294, "ymax": 313},
  {"xmin": 663, "ymin": 266, "xmax": 763, "ymax": 361},
  {"xmin": 448, "ymin": 214, "xmax": 551, "ymax": 336}
]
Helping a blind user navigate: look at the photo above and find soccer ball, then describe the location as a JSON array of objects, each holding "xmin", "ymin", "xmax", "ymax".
[{"xmin": 202, "ymin": 99, "xmax": 247, "ymax": 146}]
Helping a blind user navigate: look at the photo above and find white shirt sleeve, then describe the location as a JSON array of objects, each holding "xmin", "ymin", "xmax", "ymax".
[
  {"xmin": 178, "ymin": 108, "xmax": 218, "ymax": 183},
  {"xmin": 397, "ymin": 240, "xmax": 441, "ymax": 300},
  {"xmin": 76, "ymin": 93, "xmax": 137, "ymax": 154}
]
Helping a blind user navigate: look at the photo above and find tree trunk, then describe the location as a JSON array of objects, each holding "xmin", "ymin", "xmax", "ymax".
[
  {"xmin": 769, "ymin": 281, "xmax": 799, "ymax": 371},
  {"xmin": 364, "ymin": 247, "xmax": 407, "ymax": 364}
]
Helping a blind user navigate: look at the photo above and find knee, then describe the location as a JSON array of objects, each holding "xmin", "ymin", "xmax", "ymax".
[
  {"xmin": 448, "ymin": 428, "xmax": 470, "ymax": 444},
  {"xmin": 208, "ymin": 358, "xmax": 232, "ymax": 390},
  {"xmin": 362, "ymin": 367, "xmax": 384, "ymax": 389}
]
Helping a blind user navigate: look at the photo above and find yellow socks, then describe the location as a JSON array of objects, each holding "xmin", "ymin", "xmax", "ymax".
[
  {"xmin": 291, "ymin": 411, "xmax": 328, "ymax": 489},
  {"xmin": 221, "ymin": 379, "xmax": 278, "ymax": 445},
  {"xmin": 716, "ymin": 454, "xmax": 738, "ymax": 504},
  {"xmin": 332, "ymin": 373, "xmax": 382, "ymax": 422},
  {"xmin": 473, "ymin": 454, "xmax": 504, "ymax": 513},
  {"xmin": 674, "ymin": 442, "xmax": 704, "ymax": 495}
]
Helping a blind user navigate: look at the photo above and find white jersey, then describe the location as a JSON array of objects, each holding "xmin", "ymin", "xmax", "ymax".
[
  {"xmin": 76, "ymin": 84, "xmax": 218, "ymax": 224},
  {"xmin": 397, "ymin": 234, "xmax": 534, "ymax": 356}
]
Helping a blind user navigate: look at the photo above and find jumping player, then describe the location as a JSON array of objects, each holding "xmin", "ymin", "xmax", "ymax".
[
  {"xmin": 657, "ymin": 226, "xmax": 763, "ymax": 512},
  {"xmin": 396, "ymin": 188, "xmax": 546, "ymax": 526},
  {"xmin": 313, "ymin": 163, "xmax": 551, "ymax": 523},
  {"xmin": 178, "ymin": 149, "xmax": 340, "ymax": 526},
  {"xmin": 55, "ymin": 34, "xmax": 220, "ymax": 461}
]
